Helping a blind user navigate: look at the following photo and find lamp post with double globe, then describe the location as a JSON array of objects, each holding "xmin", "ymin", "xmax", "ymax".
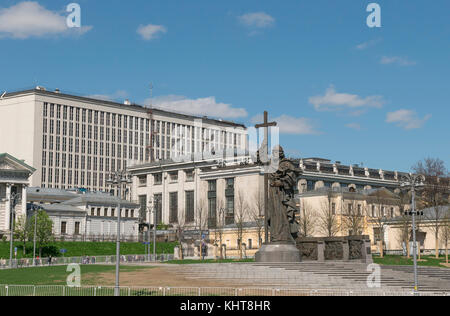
[
  {"xmin": 106, "ymin": 170, "xmax": 132, "ymax": 297},
  {"xmin": 400, "ymin": 173, "xmax": 425, "ymax": 293}
]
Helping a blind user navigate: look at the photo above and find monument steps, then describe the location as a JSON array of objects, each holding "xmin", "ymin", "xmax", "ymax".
[{"xmin": 163, "ymin": 262, "xmax": 449, "ymax": 292}]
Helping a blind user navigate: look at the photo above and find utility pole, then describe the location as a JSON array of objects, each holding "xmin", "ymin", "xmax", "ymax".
[
  {"xmin": 254, "ymin": 111, "xmax": 277, "ymax": 243},
  {"xmin": 400, "ymin": 173, "xmax": 425, "ymax": 293},
  {"xmin": 106, "ymin": 170, "xmax": 132, "ymax": 297},
  {"xmin": 146, "ymin": 198, "xmax": 153, "ymax": 261}
]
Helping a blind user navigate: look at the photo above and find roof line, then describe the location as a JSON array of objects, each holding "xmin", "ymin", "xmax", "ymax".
[
  {"xmin": 2, "ymin": 88, "xmax": 247, "ymax": 129},
  {"xmin": 0, "ymin": 153, "xmax": 36, "ymax": 172}
]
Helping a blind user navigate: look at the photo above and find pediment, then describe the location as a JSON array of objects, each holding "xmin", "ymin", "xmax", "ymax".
[
  {"xmin": 0, "ymin": 162, "xmax": 15, "ymax": 170},
  {"xmin": 0, "ymin": 153, "xmax": 35, "ymax": 173}
]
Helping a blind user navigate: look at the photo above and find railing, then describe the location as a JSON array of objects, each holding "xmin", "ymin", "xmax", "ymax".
[
  {"xmin": 49, "ymin": 232, "xmax": 178, "ymax": 243},
  {"xmin": 0, "ymin": 285, "xmax": 448, "ymax": 296},
  {"xmin": 52, "ymin": 234, "xmax": 140, "ymax": 243},
  {"xmin": 0, "ymin": 254, "xmax": 174, "ymax": 270}
]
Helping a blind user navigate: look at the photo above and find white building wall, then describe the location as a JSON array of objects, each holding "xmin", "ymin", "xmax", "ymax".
[
  {"xmin": 131, "ymin": 162, "xmax": 264, "ymax": 230},
  {"xmin": 49, "ymin": 215, "xmax": 85, "ymax": 236},
  {"xmin": 0, "ymin": 90, "xmax": 247, "ymax": 192},
  {"xmin": 0, "ymin": 95, "xmax": 40, "ymax": 185}
]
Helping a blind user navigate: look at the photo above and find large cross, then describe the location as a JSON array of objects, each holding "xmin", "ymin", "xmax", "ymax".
[{"xmin": 255, "ymin": 111, "xmax": 277, "ymax": 244}]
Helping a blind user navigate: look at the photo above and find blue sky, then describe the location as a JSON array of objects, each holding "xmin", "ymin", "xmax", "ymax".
[{"xmin": 0, "ymin": 0, "xmax": 449, "ymax": 172}]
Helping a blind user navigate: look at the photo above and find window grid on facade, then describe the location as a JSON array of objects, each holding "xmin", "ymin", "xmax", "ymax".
[
  {"xmin": 39, "ymin": 97, "xmax": 245, "ymax": 192},
  {"xmin": 169, "ymin": 192, "xmax": 178, "ymax": 224}
]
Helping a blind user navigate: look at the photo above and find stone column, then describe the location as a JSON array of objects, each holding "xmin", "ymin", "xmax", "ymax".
[
  {"xmin": 208, "ymin": 244, "xmax": 216, "ymax": 259},
  {"xmin": 5, "ymin": 184, "xmax": 11, "ymax": 231},
  {"xmin": 21, "ymin": 185, "xmax": 27, "ymax": 218},
  {"xmin": 361, "ymin": 237, "xmax": 373, "ymax": 264},
  {"xmin": 193, "ymin": 244, "xmax": 199, "ymax": 258},
  {"xmin": 317, "ymin": 241, "xmax": 325, "ymax": 262},
  {"xmin": 174, "ymin": 246, "xmax": 180, "ymax": 260}
]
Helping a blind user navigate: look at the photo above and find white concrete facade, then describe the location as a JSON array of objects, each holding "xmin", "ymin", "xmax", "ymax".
[
  {"xmin": 0, "ymin": 88, "xmax": 247, "ymax": 193},
  {"xmin": 27, "ymin": 188, "xmax": 140, "ymax": 239},
  {"xmin": 129, "ymin": 156, "xmax": 408, "ymax": 254},
  {"xmin": 0, "ymin": 153, "xmax": 35, "ymax": 237},
  {"xmin": 130, "ymin": 157, "xmax": 263, "ymax": 230}
]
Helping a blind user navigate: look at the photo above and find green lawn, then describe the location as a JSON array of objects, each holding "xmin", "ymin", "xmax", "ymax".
[
  {"xmin": 373, "ymin": 255, "xmax": 449, "ymax": 268},
  {"xmin": 0, "ymin": 264, "xmax": 152, "ymax": 286},
  {"xmin": 0, "ymin": 241, "xmax": 177, "ymax": 259},
  {"xmin": 165, "ymin": 258, "xmax": 255, "ymax": 264}
]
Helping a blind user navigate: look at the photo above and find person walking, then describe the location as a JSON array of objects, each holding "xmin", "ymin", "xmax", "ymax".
[{"xmin": 201, "ymin": 242, "xmax": 207, "ymax": 260}]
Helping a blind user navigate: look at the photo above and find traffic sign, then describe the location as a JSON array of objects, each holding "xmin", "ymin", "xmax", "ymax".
[{"xmin": 60, "ymin": 249, "xmax": 67, "ymax": 254}]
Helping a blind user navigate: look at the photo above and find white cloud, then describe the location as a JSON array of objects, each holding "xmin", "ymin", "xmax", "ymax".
[
  {"xmin": 356, "ymin": 38, "xmax": 382, "ymax": 50},
  {"xmin": 238, "ymin": 12, "xmax": 275, "ymax": 28},
  {"xmin": 345, "ymin": 123, "xmax": 361, "ymax": 130},
  {"xmin": 309, "ymin": 85, "xmax": 384, "ymax": 112},
  {"xmin": 0, "ymin": 1, "xmax": 92, "ymax": 39},
  {"xmin": 86, "ymin": 90, "xmax": 128, "ymax": 102},
  {"xmin": 137, "ymin": 24, "xmax": 167, "ymax": 40},
  {"xmin": 251, "ymin": 114, "xmax": 319, "ymax": 135},
  {"xmin": 386, "ymin": 109, "xmax": 431, "ymax": 130},
  {"xmin": 380, "ymin": 56, "xmax": 416, "ymax": 66},
  {"xmin": 149, "ymin": 95, "xmax": 248, "ymax": 119}
]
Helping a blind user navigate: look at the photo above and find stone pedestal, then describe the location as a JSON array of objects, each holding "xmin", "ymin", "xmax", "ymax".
[
  {"xmin": 361, "ymin": 237, "xmax": 373, "ymax": 264},
  {"xmin": 255, "ymin": 242, "xmax": 301, "ymax": 263},
  {"xmin": 317, "ymin": 241, "xmax": 325, "ymax": 262},
  {"xmin": 174, "ymin": 246, "xmax": 180, "ymax": 260},
  {"xmin": 342, "ymin": 241, "xmax": 350, "ymax": 261}
]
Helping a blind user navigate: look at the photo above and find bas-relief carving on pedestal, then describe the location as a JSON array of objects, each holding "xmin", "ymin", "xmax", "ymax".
[{"xmin": 296, "ymin": 236, "xmax": 373, "ymax": 263}]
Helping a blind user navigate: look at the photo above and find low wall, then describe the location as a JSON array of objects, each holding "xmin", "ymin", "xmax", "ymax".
[
  {"xmin": 176, "ymin": 242, "xmax": 258, "ymax": 260},
  {"xmin": 296, "ymin": 235, "xmax": 372, "ymax": 263}
]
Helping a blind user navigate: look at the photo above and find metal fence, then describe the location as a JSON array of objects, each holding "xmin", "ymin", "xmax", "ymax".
[
  {"xmin": 0, "ymin": 285, "xmax": 447, "ymax": 296},
  {"xmin": 51, "ymin": 231, "xmax": 177, "ymax": 243},
  {"xmin": 0, "ymin": 254, "xmax": 174, "ymax": 270}
]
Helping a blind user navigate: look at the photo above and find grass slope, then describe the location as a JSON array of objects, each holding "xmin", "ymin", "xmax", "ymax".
[{"xmin": 373, "ymin": 255, "xmax": 449, "ymax": 268}]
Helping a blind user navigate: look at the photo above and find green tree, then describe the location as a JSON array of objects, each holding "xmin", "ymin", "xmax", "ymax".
[
  {"xmin": 14, "ymin": 214, "xmax": 30, "ymax": 255},
  {"xmin": 28, "ymin": 210, "xmax": 54, "ymax": 257}
]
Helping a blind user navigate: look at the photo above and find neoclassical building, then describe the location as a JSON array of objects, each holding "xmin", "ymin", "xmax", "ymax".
[
  {"xmin": 296, "ymin": 187, "xmax": 404, "ymax": 252},
  {"xmin": 27, "ymin": 187, "xmax": 140, "ymax": 240},
  {"xmin": 383, "ymin": 205, "xmax": 449, "ymax": 255},
  {"xmin": 129, "ymin": 156, "xmax": 407, "ymax": 257},
  {"xmin": 0, "ymin": 153, "xmax": 36, "ymax": 239}
]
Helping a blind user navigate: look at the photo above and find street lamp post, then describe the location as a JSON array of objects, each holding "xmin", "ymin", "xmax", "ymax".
[
  {"xmin": 153, "ymin": 196, "xmax": 158, "ymax": 260},
  {"xmin": 146, "ymin": 199, "xmax": 155, "ymax": 261},
  {"xmin": 32, "ymin": 205, "xmax": 38, "ymax": 266},
  {"xmin": 106, "ymin": 170, "xmax": 132, "ymax": 297},
  {"xmin": 400, "ymin": 173, "xmax": 425, "ymax": 293},
  {"xmin": 9, "ymin": 192, "xmax": 19, "ymax": 268}
]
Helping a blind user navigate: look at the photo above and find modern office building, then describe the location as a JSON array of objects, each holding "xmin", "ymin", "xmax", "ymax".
[{"xmin": 0, "ymin": 87, "xmax": 247, "ymax": 193}]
